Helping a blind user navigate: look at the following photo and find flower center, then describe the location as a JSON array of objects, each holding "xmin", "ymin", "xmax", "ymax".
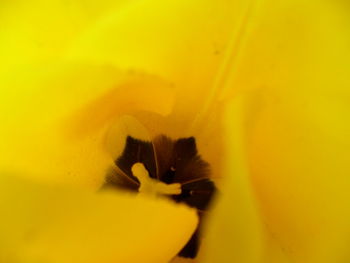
[
  {"xmin": 102, "ymin": 134, "xmax": 217, "ymax": 258},
  {"xmin": 131, "ymin": 162, "xmax": 182, "ymax": 196}
]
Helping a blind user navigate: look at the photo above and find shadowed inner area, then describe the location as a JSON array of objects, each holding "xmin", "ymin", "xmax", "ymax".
[{"xmin": 102, "ymin": 135, "xmax": 217, "ymax": 258}]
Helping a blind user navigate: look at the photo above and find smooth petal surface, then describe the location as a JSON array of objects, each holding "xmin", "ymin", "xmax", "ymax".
[
  {"xmin": 0, "ymin": 175, "xmax": 198, "ymax": 263},
  {"xmin": 67, "ymin": 0, "xmax": 252, "ymax": 131},
  {"xmin": 0, "ymin": 0, "xmax": 251, "ymax": 187},
  {"xmin": 0, "ymin": 65, "xmax": 174, "ymax": 188},
  {"xmin": 0, "ymin": 0, "xmax": 130, "ymax": 66},
  {"xmin": 199, "ymin": 97, "xmax": 263, "ymax": 263},
  {"xmin": 219, "ymin": 0, "xmax": 350, "ymax": 262},
  {"xmin": 67, "ymin": 0, "xmax": 254, "ymax": 182}
]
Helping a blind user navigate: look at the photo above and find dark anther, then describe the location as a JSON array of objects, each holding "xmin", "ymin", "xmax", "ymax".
[{"xmin": 102, "ymin": 134, "xmax": 217, "ymax": 258}]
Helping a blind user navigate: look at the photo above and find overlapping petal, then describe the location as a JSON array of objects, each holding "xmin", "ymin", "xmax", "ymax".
[
  {"xmin": 65, "ymin": 0, "xmax": 254, "ymax": 183},
  {"xmin": 67, "ymin": 0, "xmax": 248, "ymax": 117},
  {"xmin": 0, "ymin": 175, "xmax": 198, "ymax": 263},
  {"xmin": 199, "ymin": 97, "xmax": 263, "ymax": 263},
  {"xmin": 214, "ymin": 0, "xmax": 350, "ymax": 262},
  {"xmin": 0, "ymin": 64, "xmax": 174, "ymax": 187},
  {"xmin": 1, "ymin": 0, "xmax": 350, "ymax": 262}
]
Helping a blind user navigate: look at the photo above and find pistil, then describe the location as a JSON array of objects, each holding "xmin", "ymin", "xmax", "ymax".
[{"xmin": 131, "ymin": 162, "xmax": 182, "ymax": 197}]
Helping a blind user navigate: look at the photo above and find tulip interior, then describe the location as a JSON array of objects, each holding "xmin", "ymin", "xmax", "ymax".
[{"xmin": 102, "ymin": 134, "xmax": 217, "ymax": 258}]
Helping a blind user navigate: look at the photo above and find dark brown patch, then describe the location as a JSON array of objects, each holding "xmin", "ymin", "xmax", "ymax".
[
  {"xmin": 173, "ymin": 179, "xmax": 216, "ymax": 211},
  {"xmin": 153, "ymin": 135, "xmax": 211, "ymax": 184},
  {"xmin": 178, "ymin": 225, "xmax": 200, "ymax": 258},
  {"xmin": 102, "ymin": 134, "xmax": 217, "ymax": 258}
]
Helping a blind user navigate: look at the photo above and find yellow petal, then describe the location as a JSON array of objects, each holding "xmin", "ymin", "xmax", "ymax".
[
  {"xmin": 66, "ymin": 0, "xmax": 256, "ymax": 185},
  {"xmin": 219, "ymin": 1, "xmax": 350, "ymax": 262},
  {"xmin": 199, "ymin": 97, "xmax": 263, "ymax": 263},
  {"xmin": 67, "ymin": 0, "xmax": 252, "ymax": 131},
  {"xmin": 0, "ymin": 64, "xmax": 174, "ymax": 188},
  {"xmin": 104, "ymin": 115, "xmax": 154, "ymax": 160},
  {"xmin": 0, "ymin": 175, "xmax": 198, "ymax": 263},
  {"xmin": 0, "ymin": 0, "xmax": 129, "ymax": 66}
]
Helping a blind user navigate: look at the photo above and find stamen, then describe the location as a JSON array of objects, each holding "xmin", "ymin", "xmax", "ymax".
[
  {"xmin": 131, "ymin": 163, "xmax": 182, "ymax": 197},
  {"xmin": 104, "ymin": 135, "xmax": 217, "ymax": 259}
]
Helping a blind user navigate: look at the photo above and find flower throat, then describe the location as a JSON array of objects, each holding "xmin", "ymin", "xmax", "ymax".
[{"xmin": 102, "ymin": 135, "xmax": 216, "ymax": 258}]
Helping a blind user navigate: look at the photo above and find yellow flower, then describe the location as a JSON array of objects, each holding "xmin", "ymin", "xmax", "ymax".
[
  {"xmin": 1, "ymin": 0, "xmax": 350, "ymax": 263},
  {"xmin": 199, "ymin": 1, "xmax": 350, "ymax": 263},
  {"xmin": 0, "ymin": 0, "xmax": 227, "ymax": 261}
]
